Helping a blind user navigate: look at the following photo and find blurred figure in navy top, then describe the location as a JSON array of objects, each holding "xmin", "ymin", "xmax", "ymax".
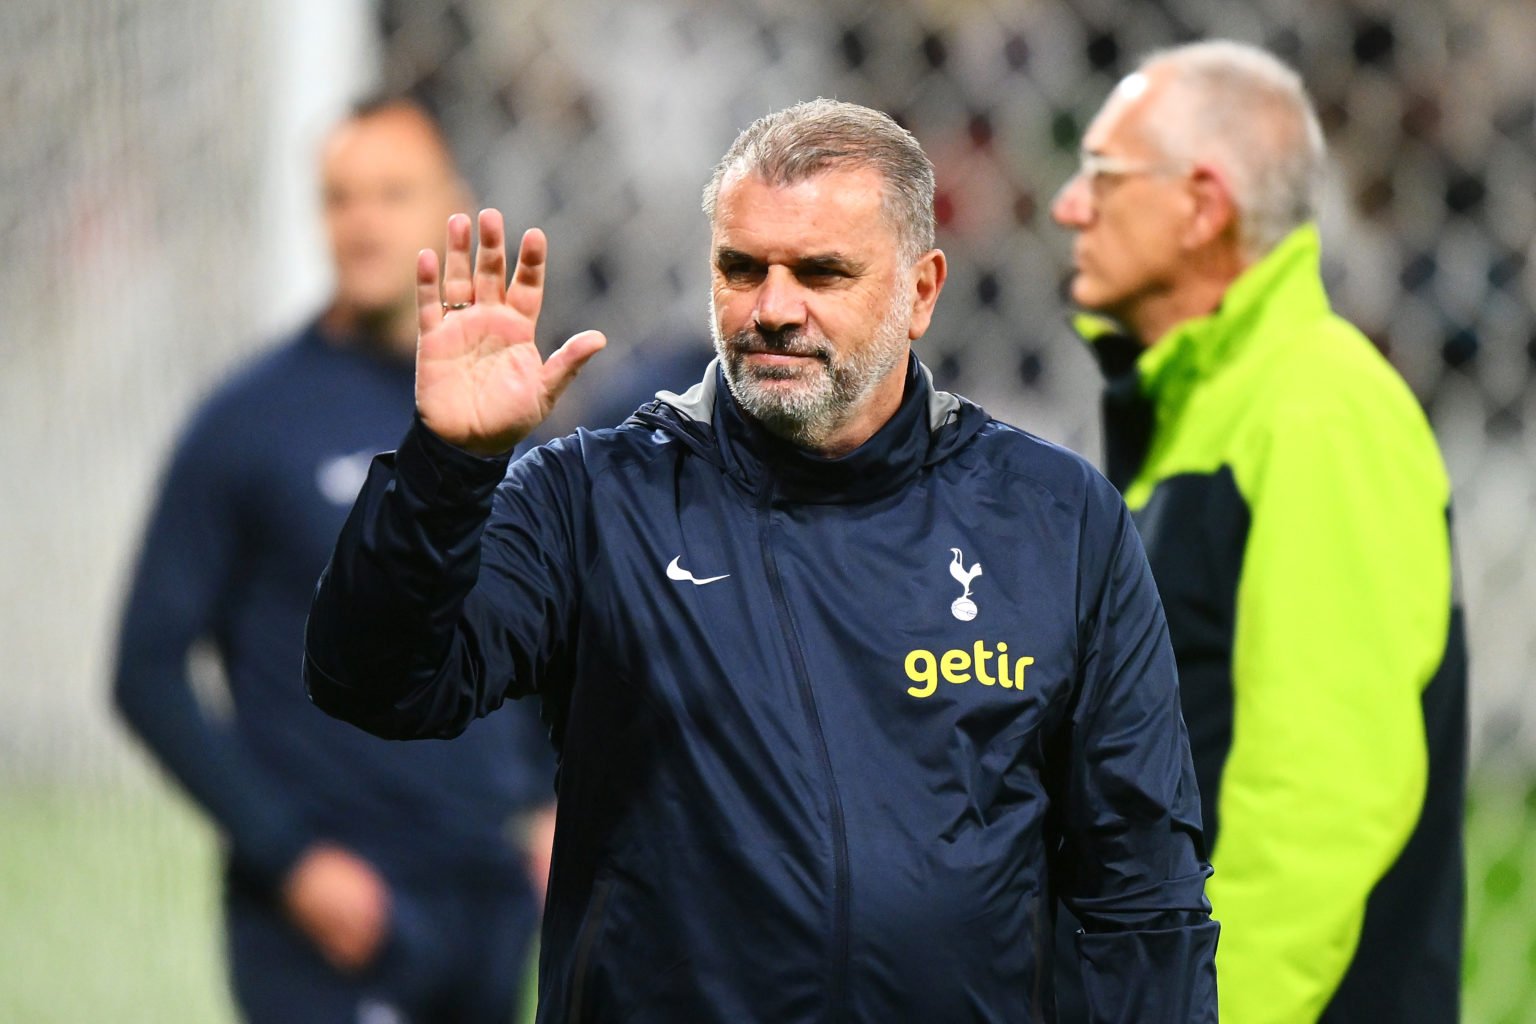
[{"xmin": 115, "ymin": 97, "xmax": 556, "ymax": 1024}]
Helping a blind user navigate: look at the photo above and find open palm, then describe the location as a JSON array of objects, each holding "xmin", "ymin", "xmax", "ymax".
[{"xmin": 415, "ymin": 209, "xmax": 606, "ymax": 455}]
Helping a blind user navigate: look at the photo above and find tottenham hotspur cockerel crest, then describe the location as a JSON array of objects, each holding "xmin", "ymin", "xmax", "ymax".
[{"xmin": 949, "ymin": 548, "xmax": 983, "ymax": 621}]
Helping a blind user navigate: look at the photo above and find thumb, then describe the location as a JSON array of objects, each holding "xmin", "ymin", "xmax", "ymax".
[{"xmin": 541, "ymin": 330, "xmax": 607, "ymax": 404}]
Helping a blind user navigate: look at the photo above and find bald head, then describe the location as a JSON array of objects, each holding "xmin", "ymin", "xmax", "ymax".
[
  {"xmin": 321, "ymin": 100, "xmax": 470, "ymax": 349},
  {"xmin": 1131, "ymin": 41, "xmax": 1325, "ymax": 261}
]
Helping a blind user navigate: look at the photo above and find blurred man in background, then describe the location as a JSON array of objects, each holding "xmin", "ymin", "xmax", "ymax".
[
  {"xmin": 115, "ymin": 97, "xmax": 555, "ymax": 1024},
  {"xmin": 1053, "ymin": 40, "xmax": 1468, "ymax": 1023}
]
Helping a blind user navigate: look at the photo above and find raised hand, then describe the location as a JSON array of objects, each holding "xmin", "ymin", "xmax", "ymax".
[{"xmin": 415, "ymin": 209, "xmax": 606, "ymax": 455}]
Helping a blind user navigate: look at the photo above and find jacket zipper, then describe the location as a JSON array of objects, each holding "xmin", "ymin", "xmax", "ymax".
[{"xmin": 757, "ymin": 484, "xmax": 851, "ymax": 1022}]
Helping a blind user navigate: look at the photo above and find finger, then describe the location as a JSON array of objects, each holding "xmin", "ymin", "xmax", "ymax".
[
  {"xmin": 506, "ymin": 228, "xmax": 548, "ymax": 323},
  {"xmin": 473, "ymin": 208, "xmax": 507, "ymax": 306},
  {"xmin": 417, "ymin": 249, "xmax": 443, "ymax": 336},
  {"xmin": 441, "ymin": 213, "xmax": 474, "ymax": 309},
  {"xmin": 540, "ymin": 329, "xmax": 607, "ymax": 404}
]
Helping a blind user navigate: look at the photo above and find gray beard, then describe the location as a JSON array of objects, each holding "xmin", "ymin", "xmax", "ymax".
[{"xmin": 710, "ymin": 297, "xmax": 910, "ymax": 451}]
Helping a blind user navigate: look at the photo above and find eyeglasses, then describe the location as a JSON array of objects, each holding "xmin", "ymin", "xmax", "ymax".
[
  {"xmin": 1072, "ymin": 151, "xmax": 1188, "ymax": 184},
  {"xmin": 1054, "ymin": 151, "xmax": 1189, "ymax": 209},
  {"xmin": 1087, "ymin": 148, "xmax": 1179, "ymax": 174}
]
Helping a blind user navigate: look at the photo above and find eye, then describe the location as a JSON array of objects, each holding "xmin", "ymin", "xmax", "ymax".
[
  {"xmin": 795, "ymin": 262, "xmax": 852, "ymax": 286},
  {"xmin": 717, "ymin": 258, "xmax": 764, "ymax": 284}
]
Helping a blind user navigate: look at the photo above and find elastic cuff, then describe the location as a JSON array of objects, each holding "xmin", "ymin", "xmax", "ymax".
[{"xmin": 396, "ymin": 416, "xmax": 514, "ymax": 505}]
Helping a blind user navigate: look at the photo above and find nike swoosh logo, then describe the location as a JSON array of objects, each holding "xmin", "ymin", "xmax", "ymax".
[{"xmin": 666, "ymin": 556, "xmax": 730, "ymax": 585}]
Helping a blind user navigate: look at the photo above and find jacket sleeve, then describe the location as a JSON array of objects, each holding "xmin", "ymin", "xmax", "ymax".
[
  {"xmin": 304, "ymin": 417, "xmax": 582, "ymax": 740},
  {"xmin": 1210, "ymin": 392, "xmax": 1453, "ymax": 1023},
  {"xmin": 114, "ymin": 414, "xmax": 316, "ymax": 890},
  {"xmin": 1058, "ymin": 476, "xmax": 1219, "ymax": 1024}
]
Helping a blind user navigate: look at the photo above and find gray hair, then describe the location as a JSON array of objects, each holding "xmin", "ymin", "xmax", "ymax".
[
  {"xmin": 701, "ymin": 98, "xmax": 936, "ymax": 264},
  {"xmin": 1137, "ymin": 40, "xmax": 1326, "ymax": 261}
]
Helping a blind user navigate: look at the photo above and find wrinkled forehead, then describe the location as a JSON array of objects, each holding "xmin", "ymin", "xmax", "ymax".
[{"xmin": 712, "ymin": 165, "xmax": 892, "ymax": 240}]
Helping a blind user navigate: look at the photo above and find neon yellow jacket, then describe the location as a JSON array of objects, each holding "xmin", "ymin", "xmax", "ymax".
[{"xmin": 1092, "ymin": 224, "xmax": 1467, "ymax": 1023}]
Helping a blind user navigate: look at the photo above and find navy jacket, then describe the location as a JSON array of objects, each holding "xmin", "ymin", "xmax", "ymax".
[
  {"xmin": 115, "ymin": 321, "xmax": 553, "ymax": 893},
  {"xmin": 305, "ymin": 357, "xmax": 1218, "ymax": 1022}
]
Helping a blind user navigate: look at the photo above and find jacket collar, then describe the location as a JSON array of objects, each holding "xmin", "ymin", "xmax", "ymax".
[
  {"xmin": 1136, "ymin": 223, "xmax": 1330, "ymax": 406},
  {"xmin": 637, "ymin": 354, "xmax": 988, "ymax": 504}
]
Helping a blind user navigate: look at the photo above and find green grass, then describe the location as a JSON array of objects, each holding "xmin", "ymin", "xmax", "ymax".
[
  {"xmin": 1463, "ymin": 778, "xmax": 1536, "ymax": 1024},
  {"xmin": 3, "ymin": 776, "xmax": 1534, "ymax": 1022},
  {"xmin": 0, "ymin": 780, "xmax": 541, "ymax": 1024},
  {"xmin": 0, "ymin": 783, "xmax": 234, "ymax": 1024}
]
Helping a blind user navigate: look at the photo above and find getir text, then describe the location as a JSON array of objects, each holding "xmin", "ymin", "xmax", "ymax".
[{"xmin": 905, "ymin": 641, "xmax": 1034, "ymax": 699}]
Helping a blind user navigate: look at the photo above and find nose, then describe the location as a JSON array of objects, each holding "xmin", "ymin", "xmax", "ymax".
[
  {"xmin": 1051, "ymin": 171, "xmax": 1093, "ymax": 229},
  {"xmin": 753, "ymin": 265, "xmax": 807, "ymax": 333}
]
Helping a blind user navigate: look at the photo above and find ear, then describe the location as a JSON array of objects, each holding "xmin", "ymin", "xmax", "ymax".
[
  {"xmin": 1182, "ymin": 163, "xmax": 1237, "ymax": 250},
  {"xmin": 906, "ymin": 248, "xmax": 948, "ymax": 340}
]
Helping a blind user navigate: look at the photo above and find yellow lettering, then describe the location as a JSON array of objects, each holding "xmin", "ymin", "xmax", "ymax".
[
  {"xmin": 903, "ymin": 643, "xmax": 1033, "ymax": 699},
  {"xmin": 905, "ymin": 650, "xmax": 938, "ymax": 698},
  {"xmin": 941, "ymin": 649, "xmax": 971, "ymax": 684},
  {"xmin": 973, "ymin": 640, "xmax": 995, "ymax": 685}
]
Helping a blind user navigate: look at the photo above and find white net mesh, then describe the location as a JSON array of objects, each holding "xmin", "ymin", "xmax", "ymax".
[{"xmin": 2, "ymin": 1, "xmax": 1532, "ymax": 1020}]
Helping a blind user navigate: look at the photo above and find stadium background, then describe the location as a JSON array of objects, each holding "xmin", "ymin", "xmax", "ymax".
[{"xmin": 2, "ymin": 0, "xmax": 1533, "ymax": 1020}]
